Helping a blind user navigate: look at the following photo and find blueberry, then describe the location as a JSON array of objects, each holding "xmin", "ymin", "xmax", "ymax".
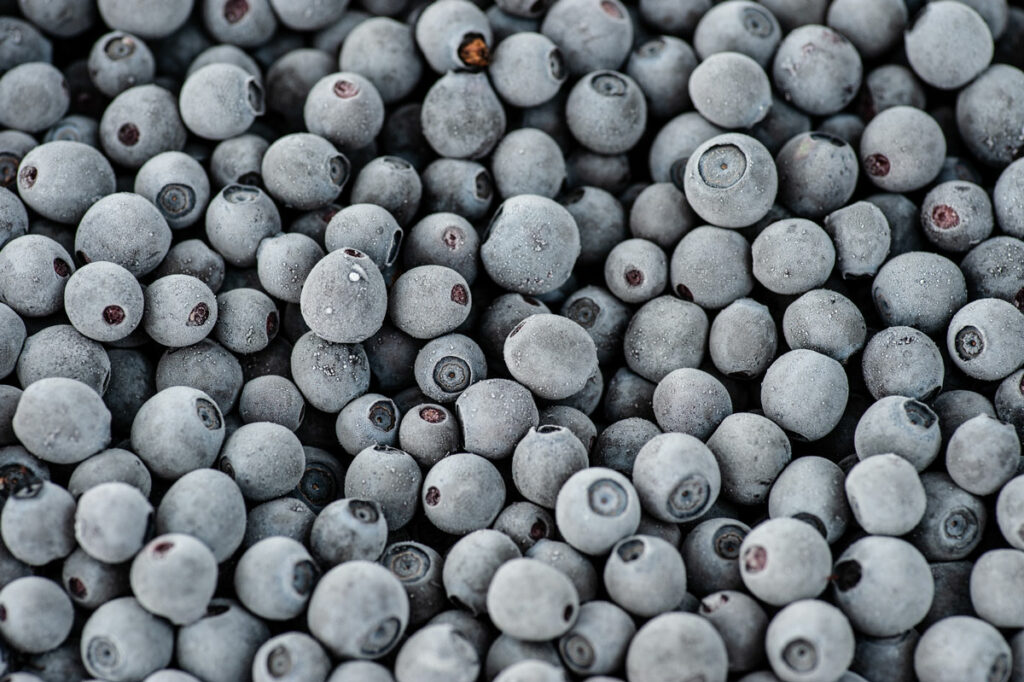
[
  {"xmin": 764, "ymin": 600, "xmax": 854, "ymax": 682},
  {"xmin": 558, "ymin": 600, "xmax": 635, "ymax": 676},
  {"xmin": 914, "ymin": 616, "xmax": 1011, "ymax": 682},
  {"xmin": 130, "ymin": 533, "xmax": 218, "ymax": 625},
  {"xmin": 625, "ymin": 613, "xmax": 728, "ymax": 682},
  {"xmin": 905, "ymin": 1, "xmax": 994, "ymax": 90},
  {"xmin": 307, "ymin": 560, "xmax": 409, "ymax": 659},
  {"xmin": 180, "ymin": 64, "xmax": 264, "ymax": 141},
  {"xmin": 739, "ymin": 518, "xmax": 832, "ymax": 606},
  {"xmin": 80, "ymin": 597, "xmax": 174, "ymax": 682},
  {"xmin": 683, "ymin": 133, "xmax": 778, "ymax": 228},
  {"xmin": 155, "ymin": 468, "xmax": 245, "ymax": 562}
]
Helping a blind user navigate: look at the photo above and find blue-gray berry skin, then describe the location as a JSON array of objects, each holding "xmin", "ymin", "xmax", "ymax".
[
  {"xmin": 16, "ymin": 140, "xmax": 115, "ymax": 224},
  {"xmin": 761, "ymin": 349, "xmax": 848, "ymax": 442},
  {"xmin": 205, "ymin": 184, "xmax": 281, "ymax": 268},
  {"xmin": 914, "ymin": 616, "xmax": 1011, "ymax": 682},
  {"xmin": 64, "ymin": 261, "xmax": 144, "ymax": 343},
  {"xmin": 764, "ymin": 599, "xmax": 855, "ymax": 682},
  {"xmin": 624, "ymin": 296, "xmax": 709, "ymax": 383},
  {"xmin": 335, "ymin": 393, "xmax": 399, "ymax": 455},
  {"xmin": 180, "ymin": 64, "xmax": 264, "ymax": 141},
  {"xmin": 490, "ymin": 32, "xmax": 566, "ymax": 108},
  {"xmin": 845, "ymin": 454, "xmax": 927, "ymax": 536},
  {"xmin": 81, "ymin": 597, "xmax": 174, "ymax": 682},
  {"xmin": 308, "ymin": 560, "xmax": 410, "ymax": 660},
  {"xmin": 17, "ymin": 323, "xmax": 110, "ymax": 395},
  {"xmin": 131, "ymin": 385, "xmax": 224, "ymax": 479},
  {"xmin": 381, "ymin": 540, "xmax": 445, "ymax": 625},
  {"xmin": 971, "ymin": 548, "xmax": 1024, "ymax": 628},
  {"xmin": 0, "ymin": 235, "xmax": 74, "ymax": 317},
  {"xmin": 909, "ymin": 473, "xmax": 987, "ymax": 562},
  {"xmin": 626, "ymin": 612, "xmax": 728, "ymax": 682},
  {"xmin": 261, "ymin": 132, "xmax": 349, "ymax": 210},
  {"xmin": 156, "ymin": 468, "xmax": 246, "ymax": 563},
  {"xmin": 344, "ymin": 445, "xmax": 422, "ymax": 531},
  {"xmin": 422, "ymin": 71, "xmax": 509, "ymax": 160},
  {"xmin": 541, "ymin": 0, "xmax": 632, "ymax": 76},
  {"xmin": 0, "ymin": 62, "xmax": 68, "ymax": 133},
  {"xmin": 907, "ymin": 1, "xmax": 993, "ymax": 90},
  {"xmin": 860, "ymin": 106, "xmax": 946, "ymax": 193},
  {"xmin": 342, "ymin": 18, "xmax": 423, "ymax": 105},
  {"xmin": 0, "ymin": 576, "xmax": 74, "ymax": 654},
  {"xmin": 556, "ymin": 467, "xmax": 641, "ymax": 555},
  {"xmin": 218, "ymin": 422, "xmax": 305, "ymax": 502},
  {"xmin": 14, "ymin": 376, "xmax": 110, "ymax": 465},
  {"xmin": 252, "ymin": 631, "xmax": 331, "ymax": 682},
  {"xmin": 130, "ymin": 533, "xmax": 218, "ymax": 625},
  {"xmin": 177, "ymin": 597, "xmax": 270, "ymax": 682},
  {"xmin": 99, "ymin": 85, "xmax": 187, "ymax": 168},
  {"xmin": 300, "ymin": 247, "xmax": 388, "ymax": 345},
  {"xmin": 422, "ymin": 452, "xmax": 505, "ymax": 534},
  {"xmin": 234, "ymin": 536, "xmax": 319, "ymax": 621},
  {"xmin": 455, "ymin": 378, "xmax": 539, "ymax": 460},
  {"xmin": 947, "ymin": 298, "xmax": 1024, "ymax": 382}
]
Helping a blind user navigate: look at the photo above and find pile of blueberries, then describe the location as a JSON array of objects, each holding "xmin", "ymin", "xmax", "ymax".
[{"xmin": 1, "ymin": 0, "xmax": 1024, "ymax": 680}]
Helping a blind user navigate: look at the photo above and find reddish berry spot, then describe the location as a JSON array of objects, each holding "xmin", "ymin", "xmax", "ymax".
[
  {"xmin": 53, "ymin": 258, "xmax": 71, "ymax": 277},
  {"xmin": 420, "ymin": 406, "xmax": 446, "ymax": 423},
  {"xmin": 152, "ymin": 541, "xmax": 174, "ymax": 556},
  {"xmin": 865, "ymin": 154, "xmax": 890, "ymax": 177},
  {"xmin": 624, "ymin": 268, "xmax": 644, "ymax": 287},
  {"xmin": 19, "ymin": 165, "xmax": 36, "ymax": 188},
  {"xmin": 117, "ymin": 123, "xmax": 140, "ymax": 146},
  {"xmin": 333, "ymin": 79, "xmax": 360, "ymax": 98},
  {"xmin": 0, "ymin": 154, "xmax": 18, "ymax": 187},
  {"xmin": 931, "ymin": 204, "xmax": 960, "ymax": 229},
  {"xmin": 68, "ymin": 577, "xmax": 87, "ymax": 598},
  {"xmin": 450, "ymin": 284, "xmax": 468, "ymax": 305},
  {"xmin": 266, "ymin": 312, "xmax": 278, "ymax": 338},
  {"xmin": 343, "ymin": 248, "xmax": 363, "ymax": 258},
  {"xmin": 600, "ymin": 0, "xmax": 623, "ymax": 18},
  {"xmin": 425, "ymin": 486, "xmax": 441, "ymax": 506},
  {"xmin": 102, "ymin": 305, "xmax": 125, "ymax": 325},
  {"xmin": 224, "ymin": 0, "xmax": 249, "ymax": 22},
  {"xmin": 530, "ymin": 520, "xmax": 547, "ymax": 539},
  {"xmin": 187, "ymin": 302, "xmax": 210, "ymax": 327},
  {"xmin": 743, "ymin": 545, "xmax": 767, "ymax": 573},
  {"xmin": 675, "ymin": 283, "xmax": 694, "ymax": 301}
]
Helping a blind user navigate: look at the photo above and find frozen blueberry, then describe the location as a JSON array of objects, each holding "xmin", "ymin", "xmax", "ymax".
[
  {"xmin": 307, "ymin": 560, "xmax": 409, "ymax": 659},
  {"xmin": 862, "ymin": 326, "xmax": 944, "ymax": 401},
  {"xmin": 854, "ymin": 396, "xmax": 941, "ymax": 472},
  {"xmin": 860, "ymin": 106, "xmax": 946, "ymax": 192},
  {"xmin": 300, "ymin": 248, "xmax": 387, "ymax": 344},
  {"xmin": 914, "ymin": 616, "xmax": 1011, "ymax": 682},
  {"xmin": 684, "ymin": 132, "xmax": 778, "ymax": 228},
  {"xmin": 234, "ymin": 536, "xmax": 318, "ymax": 621},
  {"xmin": 782, "ymin": 289, "xmax": 865, "ymax": 365},
  {"xmin": 251, "ymin": 631, "xmax": 330, "ymax": 682},
  {"xmin": 490, "ymin": 32, "xmax": 567, "ymax": 108},
  {"xmin": 669, "ymin": 226, "xmax": 754, "ymax": 310},
  {"xmin": 64, "ymin": 262, "xmax": 144, "ymax": 343},
  {"xmin": 180, "ymin": 64, "xmax": 264, "ymax": 141},
  {"xmin": 555, "ymin": 467, "xmax": 641, "ymax": 555},
  {"xmin": 80, "ymin": 597, "xmax": 173, "ymax": 682},
  {"xmin": 134, "ymin": 151, "xmax": 210, "ymax": 229},
  {"xmin": 256, "ymin": 232, "xmax": 324, "ymax": 304},
  {"xmin": 335, "ymin": 393, "xmax": 399, "ymax": 455},
  {"xmin": 261, "ymin": 133, "xmax": 348, "ymax": 210},
  {"xmin": 946, "ymin": 414, "xmax": 1021, "ymax": 496},
  {"xmin": 130, "ymin": 533, "xmax": 218, "ymax": 625},
  {"xmin": 0, "ymin": 576, "xmax": 74, "ymax": 653},
  {"xmin": 541, "ymin": 0, "xmax": 632, "ymax": 76},
  {"xmin": 623, "ymin": 296, "xmax": 709, "ymax": 382},
  {"xmin": 422, "ymin": 452, "xmax": 505, "ymax": 534},
  {"xmin": 921, "ymin": 180, "xmax": 994, "ymax": 253},
  {"xmin": 344, "ymin": 445, "xmax": 422, "ymax": 531},
  {"xmin": 739, "ymin": 518, "xmax": 832, "ymax": 605},
  {"xmin": 906, "ymin": 1, "xmax": 994, "ymax": 90},
  {"xmin": 872, "ymin": 252, "xmax": 968, "ymax": 334},
  {"xmin": 845, "ymin": 454, "xmax": 927, "ymax": 536},
  {"xmin": 970, "ymin": 549, "xmax": 1024, "ymax": 628},
  {"xmin": 156, "ymin": 468, "xmax": 245, "ymax": 562},
  {"xmin": 761, "ymin": 349, "xmax": 849, "ymax": 441},
  {"xmin": 290, "ymin": 332, "xmax": 370, "ymax": 413},
  {"xmin": 16, "ymin": 140, "xmax": 114, "ymax": 224},
  {"xmin": 99, "ymin": 85, "xmax": 187, "ymax": 168},
  {"xmin": 16, "ymin": 324, "xmax": 110, "ymax": 395},
  {"xmin": 488, "ymin": 557, "xmax": 579, "ymax": 641},
  {"xmin": 625, "ymin": 613, "xmax": 728, "ymax": 682},
  {"xmin": 0, "ymin": 62, "xmax": 68, "ymax": 133},
  {"xmin": 764, "ymin": 600, "xmax": 855, "ymax": 682},
  {"xmin": 909, "ymin": 472, "xmax": 987, "ymax": 562},
  {"xmin": 946, "ymin": 298, "xmax": 1024, "ymax": 381},
  {"xmin": 604, "ymin": 534, "xmax": 686, "ymax": 617},
  {"xmin": 512, "ymin": 425, "xmax": 589, "ymax": 509},
  {"xmin": 14, "ymin": 377, "xmax": 110, "ymax": 465}
]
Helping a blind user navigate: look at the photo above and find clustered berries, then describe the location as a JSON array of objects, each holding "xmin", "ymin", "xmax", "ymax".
[{"xmin": 0, "ymin": 0, "xmax": 1022, "ymax": 681}]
